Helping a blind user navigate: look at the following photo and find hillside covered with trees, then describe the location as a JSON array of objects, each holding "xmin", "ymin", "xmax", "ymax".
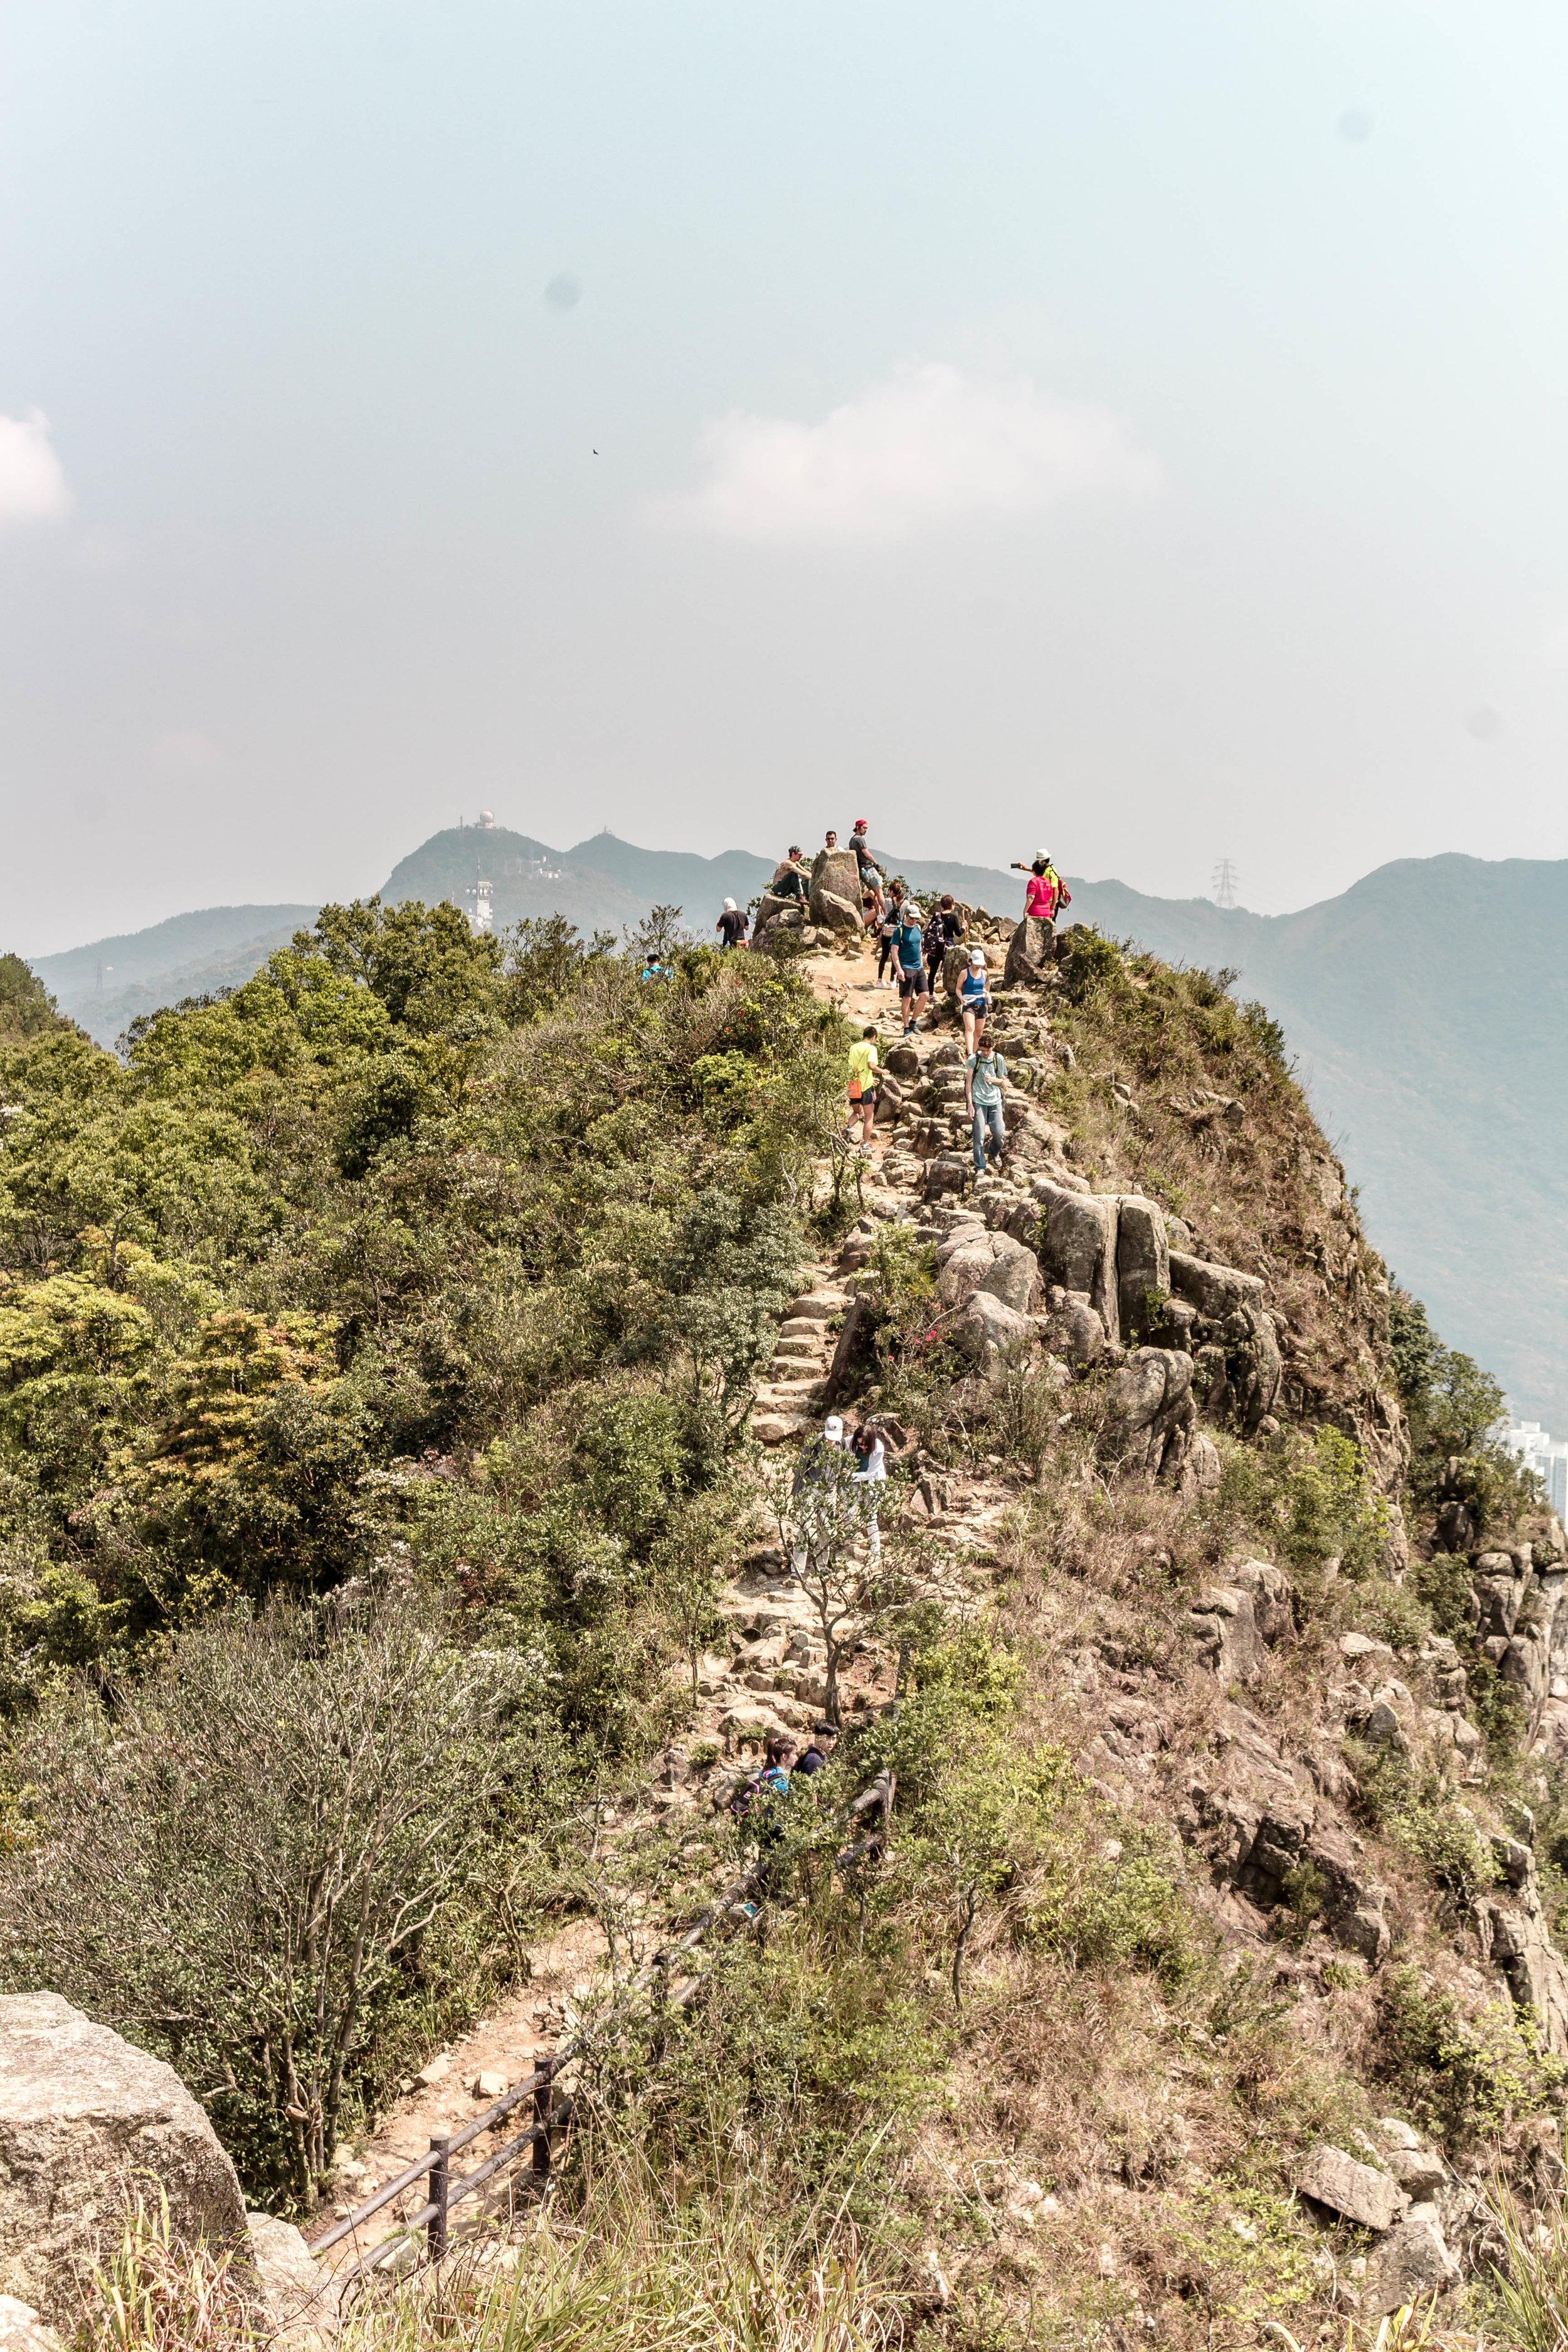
[{"xmin": 0, "ymin": 897, "xmax": 1562, "ymax": 2349}]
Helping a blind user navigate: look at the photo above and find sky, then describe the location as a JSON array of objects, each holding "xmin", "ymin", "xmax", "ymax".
[{"xmin": 3, "ymin": 0, "xmax": 1567, "ymax": 953}]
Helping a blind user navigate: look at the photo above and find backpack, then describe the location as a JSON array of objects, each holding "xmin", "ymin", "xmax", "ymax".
[{"xmin": 728, "ymin": 1772, "xmax": 765, "ymax": 1820}]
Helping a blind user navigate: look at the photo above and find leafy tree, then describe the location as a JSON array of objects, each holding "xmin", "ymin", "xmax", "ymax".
[
  {"xmin": 0, "ymin": 955, "xmax": 72, "ymax": 1044},
  {"xmin": 0, "ymin": 1591, "xmax": 565, "ymax": 2206}
]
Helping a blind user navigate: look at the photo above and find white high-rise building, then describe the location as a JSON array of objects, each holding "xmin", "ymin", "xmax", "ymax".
[{"xmin": 1506, "ymin": 1420, "xmax": 1568, "ymax": 1522}]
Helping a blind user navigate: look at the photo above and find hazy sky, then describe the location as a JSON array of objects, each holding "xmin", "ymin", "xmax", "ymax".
[{"xmin": 3, "ymin": 1, "xmax": 1567, "ymax": 953}]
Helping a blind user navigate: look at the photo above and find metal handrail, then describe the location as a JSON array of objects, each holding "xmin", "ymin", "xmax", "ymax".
[{"xmin": 309, "ymin": 1767, "xmax": 895, "ymax": 2273}]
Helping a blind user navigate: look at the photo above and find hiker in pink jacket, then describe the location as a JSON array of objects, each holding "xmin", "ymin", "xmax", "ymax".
[{"xmin": 1014, "ymin": 852, "xmax": 1070, "ymax": 923}]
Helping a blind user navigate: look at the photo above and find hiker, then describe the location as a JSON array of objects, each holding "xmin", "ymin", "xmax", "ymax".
[
  {"xmin": 1012, "ymin": 852, "xmax": 1070, "ymax": 924},
  {"xmin": 791, "ymin": 1414, "xmax": 849, "ymax": 1577},
  {"xmin": 922, "ymin": 902, "xmax": 947, "ymax": 1005},
  {"xmin": 850, "ymin": 1416, "xmax": 887, "ymax": 1562},
  {"xmin": 728, "ymin": 1730, "xmax": 798, "ymax": 1899},
  {"xmin": 959, "ymin": 946, "xmax": 992, "ymax": 1053},
  {"xmin": 716, "ymin": 897, "xmax": 748, "ymax": 948},
  {"xmin": 796, "ymin": 1721, "xmax": 839, "ymax": 1777},
  {"xmin": 849, "ymin": 821, "xmax": 886, "ymax": 921},
  {"xmin": 847, "ymin": 1025, "xmax": 880, "ymax": 1146},
  {"xmin": 771, "ymin": 846, "xmax": 810, "ymax": 901},
  {"xmin": 964, "ymin": 1030, "xmax": 1010, "ymax": 1177},
  {"xmin": 893, "ymin": 901, "xmax": 930, "ymax": 1035},
  {"xmin": 875, "ymin": 882, "xmax": 905, "ymax": 987}
]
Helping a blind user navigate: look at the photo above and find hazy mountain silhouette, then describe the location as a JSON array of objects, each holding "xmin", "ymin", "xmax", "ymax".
[{"xmin": 24, "ymin": 835, "xmax": 1565, "ymax": 1430}]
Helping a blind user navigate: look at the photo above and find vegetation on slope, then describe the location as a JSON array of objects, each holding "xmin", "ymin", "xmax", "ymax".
[{"xmin": 0, "ymin": 904, "xmax": 1560, "ymax": 2347}]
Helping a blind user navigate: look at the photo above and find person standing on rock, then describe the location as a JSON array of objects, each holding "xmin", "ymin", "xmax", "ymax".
[
  {"xmin": 847, "ymin": 1025, "xmax": 881, "ymax": 1146},
  {"xmin": 849, "ymin": 1416, "xmax": 887, "ymax": 1561},
  {"xmin": 849, "ymin": 821, "xmax": 886, "ymax": 923},
  {"xmin": 893, "ymin": 901, "xmax": 930, "ymax": 1035},
  {"xmin": 715, "ymin": 898, "xmax": 748, "ymax": 948},
  {"xmin": 963, "ymin": 1031, "xmax": 1010, "ymax": 1178},
  {"xmin": 959, "ymin": 946, "xmax": 992, "ymax": 1054},
  {"xmin": 1012, "ymin": 852, "xmax": 1070, "ymax": 923},
  {"xmin": 876, "ymin": 882, "xmax": 905, "ymax": 987},
  {"xmin": 791, "ymin": 1414, "xmax": 849, "ymax": 1578}
]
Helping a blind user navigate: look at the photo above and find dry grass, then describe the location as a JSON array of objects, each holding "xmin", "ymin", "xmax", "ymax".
[{"xmin": 72, "ymin": 2190, "xmax": 262, "ymax": 2351}]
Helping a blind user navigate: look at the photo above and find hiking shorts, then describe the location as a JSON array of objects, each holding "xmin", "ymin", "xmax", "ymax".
[{"xmin": 898, "ymin": 965, "xmax": 924, "ymax": 1000}]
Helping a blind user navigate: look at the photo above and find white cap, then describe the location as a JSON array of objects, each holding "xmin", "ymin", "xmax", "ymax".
[
  {"xmin": 723, "ymin": 897, "xmax": 736, "ymax": 911},
  {"xmin": 824, "ymin": 1415, "xmax": 845, "ymax": 1441},
  {"xmin": 904, "ymin": 903, "xmax": 923, "ymax": 922},
  {"xmin": 968, "ymin": 947, "xmax": 986, "ymax": 965}
]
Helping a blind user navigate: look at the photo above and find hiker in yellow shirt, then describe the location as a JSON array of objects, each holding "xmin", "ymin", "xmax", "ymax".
[{"xmin": 847, "ymin": 1026, "xmax": 881, "ymax": 1146}]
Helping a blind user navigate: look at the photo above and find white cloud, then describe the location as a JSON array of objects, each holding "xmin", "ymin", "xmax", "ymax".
[
  {"xmin": 0, "ymin": 410, "xmax": 70, "ymax": 524},
  {"xmin": 657, "ymin": 360, "xmax": 1158, "ymax": 545}
]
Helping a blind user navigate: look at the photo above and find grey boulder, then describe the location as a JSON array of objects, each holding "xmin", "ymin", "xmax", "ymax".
[
  {"xmin": 1034, "ymin": 1185, "xmax": 1120, "ymax": 1342},
  {"xmin": 1363, "ymin": 2206, "xmax": 1460, "ymax": 2316},
  {"xmin": 809, "ymin": 848, "xmax": 866, "ymax": 932},
  {"xmin": 1295, "ymin": 2144, "xmax": 1407, "ymax": 2232},
  {"xmin": 953, "ymin": 1290, "xmax": 1035, "ymax": 1377},
  {"xmin": 1113, "ymin": 1195, "xmax": 1170, "ymax": 1343},
  {"xmin": 0, "ymin": 1993, "xmax": 248, "ymax": 2326},
  {"xmin": 1103, "ymin": 1347, "xmax": 1195, "ymax": 1478}
]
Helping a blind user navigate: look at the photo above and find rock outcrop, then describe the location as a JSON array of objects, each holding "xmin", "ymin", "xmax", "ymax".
[
  {"xmin": 0, "ymin": 1993, "xmax": 248, "ymax": 2326},
  {"xmin": 808, "ymin": 847, "xmax": 865, "ymax": 933}
]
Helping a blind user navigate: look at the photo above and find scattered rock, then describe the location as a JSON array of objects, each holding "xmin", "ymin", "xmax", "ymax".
[
  {"xmin": 1295, "ymin": 2144, "xmax": 1407, "ymax": 2232},
  {"xmin": 0, "ymin": 1993, "xmax": 249, "ymax": 2327},
  {"xmin": 472, "ymin": 2069, "xmax": 508, "ymax": 2100},
  {"xmin": 0, "ymin": 2301, "xmax": 60, "ymax": 2352},
  {"xmin": 247, "ymin": 2211, "xmax": 337, "ymax": 2345},
  {"xmin": 1362, "ymin": 2205, "xmax": 1459, "ymax": 2316},
  {"xmin": 417, "ymin": 2054, "xmax": 451, "ymax": 2086}
]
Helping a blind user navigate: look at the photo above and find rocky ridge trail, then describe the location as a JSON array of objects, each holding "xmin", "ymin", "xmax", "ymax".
[{"xmin": 317, "ymin": 922, "xmax": 1568, "ymax": 2329}]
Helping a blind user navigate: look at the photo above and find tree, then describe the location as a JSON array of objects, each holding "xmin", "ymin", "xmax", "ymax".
[
  {"xmin": 788, "ymin": 1444, "xmax": 911, "ymax": 1725},
  {"xmin": 0, "ymin": 955, "xmax": 72, "ymax": 1044},
  {"xmin": 0, "ymin": 1591, "xmax": 556, "ymax": 2207}
]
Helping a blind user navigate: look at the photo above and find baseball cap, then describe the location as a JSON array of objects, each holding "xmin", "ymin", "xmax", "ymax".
[
  {"xmin": 824, "ymin": 1415, "xmax": 845, "ymax": 1440},
  {"xmin": 968, "ymin": 948, "xmax": 986, "ymax": 966}
]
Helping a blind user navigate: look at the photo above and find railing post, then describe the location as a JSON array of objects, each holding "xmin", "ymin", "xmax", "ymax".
[
  {"xmin": 532, "ymin": 2066, "xmax": 552, "ymax": 2184},
  {"xmin": 427, "ymin": 2136, "xmax": 450, "ymax": 2259}
]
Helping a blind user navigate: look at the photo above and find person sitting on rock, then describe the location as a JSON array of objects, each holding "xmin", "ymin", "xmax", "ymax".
[
  {"xmin": 963, "ymin": 1029, "xmax": 1010, "ymax": 1177},
  {"xmin": 771, "ymin": 846, "xmax": 810, "ymax": 901},
  {"xmin": 958, "ymin": 946, "xmax": 992, "ymax": 1054},
  {"xmin": 715, "ymin": 897, "xmax": 748, "ymax": 948}
]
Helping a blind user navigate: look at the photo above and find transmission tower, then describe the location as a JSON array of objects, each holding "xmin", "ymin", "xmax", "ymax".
[{"xmin": 1210, "ymin": 857, "xmax": 1239, "ymax": 910}]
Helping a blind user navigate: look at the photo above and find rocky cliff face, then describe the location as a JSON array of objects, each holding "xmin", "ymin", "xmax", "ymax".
[{"xmin": 721, "ymin": 916, "xmax": 1568, "ymax": 2333}]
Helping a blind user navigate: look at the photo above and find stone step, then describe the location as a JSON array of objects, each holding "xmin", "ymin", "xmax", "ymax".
[
  {"xmin": 785, "ymin": 1291, "xmax": 850, "ymax": 1318},
  {"xmin": 773, "ymin": 1338, "xmax": 829, "ymax": 1362}
]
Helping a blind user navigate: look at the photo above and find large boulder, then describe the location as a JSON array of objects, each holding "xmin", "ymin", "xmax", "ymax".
[
  {"xmin": 1003, "ymin": 916, "xmax": 1054, "ymax": 987},
  {"xmin": 1033, "ymin": 1184, "xmax": 1119, "ymax": 1342},
  {"xmin": 1114, "ymin": 1195, "xmax": 1170, "ymax": 1343},
  {"xmin": 953, "ymin": 1290, "xmax": 1035, "ymax": 1377},
  {"xmin": 938, "ymin": 1231, "xmax": 1041, "ymax": 1317},
  {"xmin": 809, "ymin": 848, "xmax": 866, "ymax": 933},
  {"xmin": 1103, "ymin": 1347, "xmax": 1195, "ymax": 1479},
  {"xmin": 1170, "ymin": 1254, "xmax": 1281, "ymax": 1434},
  {"xmin": 1295, "ymin": 2145, "xmax": 1407, "ymax": 2233},
  {"xmin": 0, "ymin": 1993, "xmax": 249, "ymax": 2326},
  {"xmin": 247, "ymin": 2211, "xmax": 336, "ymax": 2346},
  {"xmin": 1363, "ymin": 2207, "xmax": 1460, "ymax": 2316}
]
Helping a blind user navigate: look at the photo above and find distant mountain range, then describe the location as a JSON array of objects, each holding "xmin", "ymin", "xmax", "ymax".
[{"xmin": 23, "ymin": 832, "xmax": 1568, "ymax": 1433}]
